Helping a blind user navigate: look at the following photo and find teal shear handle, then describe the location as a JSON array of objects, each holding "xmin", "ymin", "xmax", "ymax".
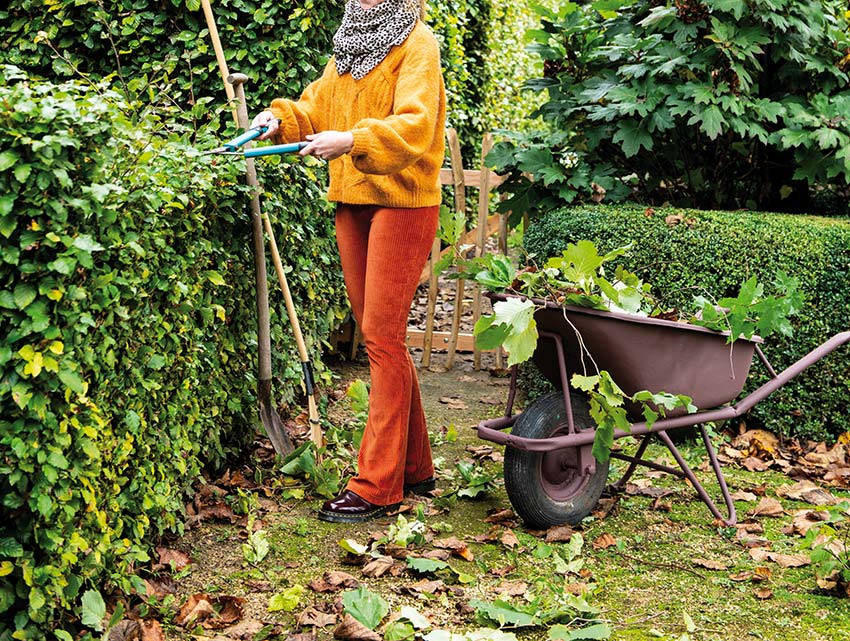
[
  {"xmin": 244, "ymin": 142, "xmax": 308, "ymax": 157},
  {"xmin": 222, "ymin": 125, "xmax": 267, "ymax": 151}
]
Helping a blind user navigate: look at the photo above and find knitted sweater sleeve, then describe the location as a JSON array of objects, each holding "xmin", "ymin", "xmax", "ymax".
[
  {"xmin": 348, "ymin": 30, "xmax": 443, "ymax": 176},
  {"xmin": 267, "ymin": 64, "xmax": 332, "ymax": 142}
]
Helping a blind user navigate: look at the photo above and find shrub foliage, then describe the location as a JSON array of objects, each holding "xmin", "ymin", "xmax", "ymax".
[
  {"xmin": 0, "ymin": 0, "xmax": 540, "ymax": 162},
  {"xmin": 523, "ymin": 205, "xmax": 850, "ymax": 442},
  {"xmin": 488, "ymin": 0, "xmax": 850, "ymax": 216},
  {"xmin": 0, "ymin": 69, "xmax": 347, "ymax": 639}
]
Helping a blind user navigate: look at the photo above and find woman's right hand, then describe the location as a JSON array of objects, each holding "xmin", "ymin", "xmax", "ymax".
[{"xmin": 250, "ymin": 111, "xmax": 279, "ymax": 140}]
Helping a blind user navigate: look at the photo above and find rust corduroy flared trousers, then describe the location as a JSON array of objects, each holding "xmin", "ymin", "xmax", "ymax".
[{"xmin": 335, "ymin": 203, "xmax": 439, "ymax": 506}]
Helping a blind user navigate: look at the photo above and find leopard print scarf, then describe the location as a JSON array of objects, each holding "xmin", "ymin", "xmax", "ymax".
[{"xmin": 333, "ymin": 0, "xmax": 420, "ymax": 80}]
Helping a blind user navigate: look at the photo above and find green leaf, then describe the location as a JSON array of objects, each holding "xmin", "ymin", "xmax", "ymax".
[
  {"xmin": 72, "ymin": 235, "xmax": 105, "ymax": 252},
  {"xmin": 204, "ymin": 271, "xmax": 226, "ymax": 286},
  {"xmin": 0, "ymin": 537, "xmax": 24, "ymax": 557},
  {"xmin": 0, "ymin": 151, "xmax": 17, "ymax": 172},
  {"xmin": 13, "ymin": 284, "xmax": 36, "ymax": 310},
  {"xmin": 549, "ymin": 622, "xmax": 612, "ymax": 640},
  {"xmin": 147, "ymin": 354, "xmax": 166, "ymax": 369},
  {"xmin": 268, "ymin": 585, "xmax": 305, "ymax": 612},
  {"xmin": 385, "ymin": 620, "xmax": 416, "ymax": 641},
  {"xmin": 406, "ymin": 556, "xmax": 450, "ymax": 574},
  {"xmin": 612, "ymin": 120, "xmax": 653, "ymax": 157},
  {"xmin": 342, "ymin": 587, "xmax": 389, "ymax": 630},
  {"xmin": 693, "ymin": 105, "xmax": 726, "ymax": 140},
  {"xmin": 80, "ymin": 589, "xmax": 106, "ymax": 631},
  {"xmin": 59, "ymin": 368, "xmax": 87, "ymax": 395},
  {"xmin": 470, "ymin": 598, "xmax": 538, "ymax": 628},
  {"xmin": 399, "ymin": 605, "xmax": 432, "ymax": 630}
]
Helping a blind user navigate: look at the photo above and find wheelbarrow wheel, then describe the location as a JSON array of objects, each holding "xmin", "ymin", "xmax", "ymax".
[{"xmin": 504, "ymin": 391, "xmax": 609, "ymax": 529}]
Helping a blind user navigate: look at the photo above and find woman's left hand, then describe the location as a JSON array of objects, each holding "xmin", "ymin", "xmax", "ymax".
[{"xmin": 301, "ymin": 131, "xmax": 354, "ymax": 161}]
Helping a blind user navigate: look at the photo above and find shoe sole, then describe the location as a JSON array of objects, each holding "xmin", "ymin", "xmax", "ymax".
[
  {"xmin": 404, "ymin": 478, "xmax": 437, "ymax": 495},
  {"xmin": 317, "ymin": 502, "xmax": 400, "ymax": 524}
]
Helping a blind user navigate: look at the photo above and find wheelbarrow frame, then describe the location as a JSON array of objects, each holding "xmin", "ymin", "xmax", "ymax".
[{"xmin": 477, "ymin": 295, "xmax": 850, "ymax": 526}]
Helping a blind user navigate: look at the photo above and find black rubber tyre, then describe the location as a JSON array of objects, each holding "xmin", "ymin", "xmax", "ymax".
[{"xmin": 504, "ymin": 391, "xmax": 610, "ymax": 529}]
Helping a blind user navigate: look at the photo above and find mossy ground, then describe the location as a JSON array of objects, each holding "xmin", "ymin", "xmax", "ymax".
[{"xmin": 154, "ymin": 352, "xmax": 850, "ymax": 641}]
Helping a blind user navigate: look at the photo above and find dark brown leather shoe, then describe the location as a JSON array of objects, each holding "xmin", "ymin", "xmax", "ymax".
[
  {"xmin": 318, "ymin": 490, "xmax": 399, "ymax": 523},
  {"xmin": 404, "ymin": 476, "xmax": 436, "ymax": 495}
]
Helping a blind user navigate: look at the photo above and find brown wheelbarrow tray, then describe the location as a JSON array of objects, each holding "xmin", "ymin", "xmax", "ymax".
[{"xmin": 477, "ymin": 293, "xmax": 850, "ymax": 529}]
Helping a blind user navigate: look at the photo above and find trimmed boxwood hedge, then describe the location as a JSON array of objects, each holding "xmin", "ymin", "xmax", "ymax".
[
  {"xmin": 523, "ymin": 205, "xmax": 850, "ymax": 442},
  {"xmin": 0, "ymin": 70, "xmax": 346, "ymax": 639}
]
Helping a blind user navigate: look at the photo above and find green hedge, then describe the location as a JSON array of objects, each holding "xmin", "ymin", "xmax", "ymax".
[
  {"xmin": 0, "ymin": 69, "xmax": 346, "ymax": 640},
  {"xmin": 0, "ymin": 0, "xmax": 540, "ymax": 164},
  {"xmin": 523, "ymin": 205, "xmax": 850, "ymax": 442}
]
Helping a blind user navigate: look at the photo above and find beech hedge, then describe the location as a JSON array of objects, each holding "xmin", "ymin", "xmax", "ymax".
[
  {"xmin": 523, "ymin": 205, "xmax": 850, "ymax": 442},
  {"xmin": 0, "ymin": 69, "xmax": 346, "ymax": 640}
]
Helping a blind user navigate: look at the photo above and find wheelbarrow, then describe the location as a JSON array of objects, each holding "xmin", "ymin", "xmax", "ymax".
[{"xmin": 477, "ymin": 294, "xmax": 850, "ymax": 528}]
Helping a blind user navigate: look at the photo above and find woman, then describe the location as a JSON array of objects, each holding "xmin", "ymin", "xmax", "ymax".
[{"xmin": 251, "ymin": 0, "xmax": 446, "ymax": 523}]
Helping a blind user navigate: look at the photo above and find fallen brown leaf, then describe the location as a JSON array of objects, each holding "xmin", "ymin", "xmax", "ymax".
[
  {"xmin": 771, "ymin": 553, "xmax": 811, "ymax": 568},
  {"xmin": 438, "ymin": 396, "xmax": 467, "ymax": 410},
  {"xmin": 404, "ymin": 579, "xmax": 447, "ymax": 595},
  {"xmin": 728, "ymin": 571, "xmax": 753, "ymax": 582},
  {"xmin": 777, "ymin": 480, "xmax": 837, "ymax": 506},
  {"xmin": 489, "ymin": 564, "xmax": 515, "ymax": 577},
  {"xmin": 592, "ymin": 533, "xmax": 617, "ymax": 550},
  {"xmin": 749, "ymin": 497, "xmax": 784, "ymax": 518},
  {"xmin": 735, "ymin": 529, "xmax": 770, "ymax": 548},
  {"xmin": 297, "ymin": 607, "xmax": 337, "ymax": 628},
  {"xmin": 176, "ymin": 594, "xmax": 216, "ymax": 627},
  {"xmin": 308, "ymin": 571, "xmax": 360, "ymax": 593},
  {"xmin": 693, "ymin": 558, "xmax": 730, "ymax": 571},
  {"xmin": 197, "ymin": 502, "xmax": 237, "ymax": 523},
  {"xmin": 362, "ymin": 556, "xmax": 395, "ymax": 578},
  {"xmin": 140, "ymin": 620, "xmax": 165, "ymax": 641},
  {"xmin": 803, "ymin": 442, "xmax": 847, "ymax": 468},
  {"xmin": 652, "ymin": 498, "xmax": 672, "ymax": 512},
  {"xmin": 142, "ymin": 577, "xmax": 178, "ymax": 601},
  {"xmin": 153, "ymin": 547, "xmax": 191, "ymax": 572},
  {"xmin": 735, "ymin": 521, "xmax": 765, "ymax": 534},
  {"xmin": 333, "ymin": 614, "xmax": 381, "ymax": 641},
  {"xmin": 625, "ymin": 483, "xmax": 675, "ymax": 499},
  {"xmin": 434, "ymin": 537, "xmax": 474, "ymax": 561},
  {"xmin": 592, "ymin": 497, "xmax": 619, "ymax": 519},
  {"xmin": 224, "ymin": 620, "xmax": 267, "ymax": 640},
  {"xmin": 108, "ymin": 620, "xmax": 140, "ymax": 641},
  {"xmin": 484, "ymin": 509, "xmax": 516, "ymax": 524},
  {"xmin": 731, "ymin": 490, "xmax": 758, "ymax": 502},
  {"xmin": 500, "ymin": 528, "xmax": 520, "ymax": 548},
  {"xmin": 494, "ymin": 581, "xmax": 528, "ymax": 597},
  {"xmin": 465, "ymin": 445, "xmax": 503, "ymax": 462},
  {"xmin": 752, "ymin": 566, "xmax": 773, "ymax": 582},
  {"xmin": 421, "ymin": 549, "xmax": 451, "ymax": 561},
  {"xmin": 545, "ymin": 525, "xmax": 574, "ymax": 543},
  {"xmin": 741, "ymin": 457, "xmax": 772, "ymax": 472},
  {"xmin": 748, "ymin": 548, "xmax": 810, "ymax": 568},
  {"xmin": 783, "ymin": 509, "xmax": 830, "ymax": 536}
]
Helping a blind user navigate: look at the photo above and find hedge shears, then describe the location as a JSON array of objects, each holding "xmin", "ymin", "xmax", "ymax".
[{"xmin": 205, "ymin": 125, "xmax": 308, "ymax": 157}]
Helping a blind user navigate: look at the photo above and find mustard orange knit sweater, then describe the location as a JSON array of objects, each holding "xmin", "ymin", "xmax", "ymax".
[{"xmin": 268, "ymin": 21, "xmax": 446, "ymax": 208}]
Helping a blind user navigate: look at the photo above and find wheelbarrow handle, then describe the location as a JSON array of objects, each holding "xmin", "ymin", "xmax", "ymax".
[{"xmin": 244, "ymin": 142, "xmax": 309, "ymax": 158}]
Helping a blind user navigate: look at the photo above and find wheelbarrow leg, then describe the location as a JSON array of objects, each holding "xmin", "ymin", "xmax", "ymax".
[
  {"xmin": 608, "ymin": 435, "xmax": 652, "ymax": 491},
  {"xmin": 655, "ymin": 426, "xmax": 737, "ymax": 526}
]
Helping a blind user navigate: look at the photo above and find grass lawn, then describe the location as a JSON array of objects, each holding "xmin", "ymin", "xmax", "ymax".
[{"xmin": 142, "ymin": 358, "xmax": 850, "ymax": 641}]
